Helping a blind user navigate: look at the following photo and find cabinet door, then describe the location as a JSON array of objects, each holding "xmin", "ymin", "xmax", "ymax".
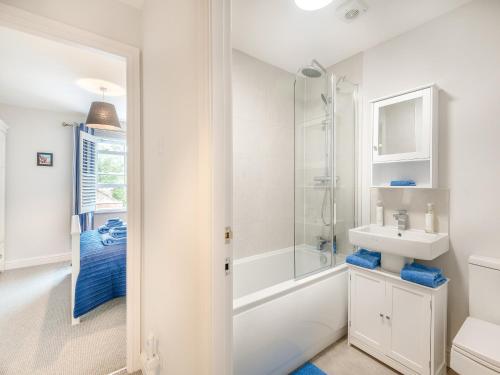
[
  {"xmin": 350, "ymin": 270, "xmax": 387, "ymax": 351},
  {"xmin": 372, "ymin": 88, "xmax": 432, "ymax": 163},
  {"xmin": 386, "ymin": 281, "xmax": 431, "ymax": 375}
]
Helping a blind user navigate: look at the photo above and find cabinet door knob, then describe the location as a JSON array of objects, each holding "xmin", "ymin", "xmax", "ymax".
[
  {"xmin": 379, "ymin": 313, "xmax": 384, "ymax": 317},
  {"xmin": 385, "ymin": 315, "xmax": 391, "ymax": 320}
]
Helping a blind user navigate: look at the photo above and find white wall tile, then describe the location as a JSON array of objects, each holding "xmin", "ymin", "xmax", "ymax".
[{"xmin": 232, "ymin": 49, "xmax": 295, "ymax": 259}]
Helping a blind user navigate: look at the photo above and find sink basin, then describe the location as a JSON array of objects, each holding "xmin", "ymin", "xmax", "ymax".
[{"xmin": 349, "ymin": 224, "xmax": 449, "ymax": 261}]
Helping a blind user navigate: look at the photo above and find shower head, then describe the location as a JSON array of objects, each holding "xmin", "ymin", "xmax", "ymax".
[
  {"xmin": 301, "ymin": 65, "xmax": 323, "ymax": 78},
  {"xmin": 300, "ymin": 59, "xmax": 327, "ymax": 78}
]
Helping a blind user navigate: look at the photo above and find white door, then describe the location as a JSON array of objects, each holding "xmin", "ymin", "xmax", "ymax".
[
  {"xmin": 386, "ymin": 281, "xmax": 431, "ymax": 375},
  {"xmin": 350, "ymin": 270, "xmax": 387, "ymax": 351}
]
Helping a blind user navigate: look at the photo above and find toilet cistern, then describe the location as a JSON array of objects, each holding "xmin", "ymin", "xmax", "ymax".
[{"xmin": 393, "ymin": 209, "xmax": 408, "ymax": 231}]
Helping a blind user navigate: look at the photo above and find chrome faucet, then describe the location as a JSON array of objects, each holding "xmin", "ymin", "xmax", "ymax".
[
  {"xmin": 316, "ymin": 236, "xmax": 329, "ymax": 251},
  {"xmin": 393, "ymin": 209, "xmax": 409, "ymax": 231}
]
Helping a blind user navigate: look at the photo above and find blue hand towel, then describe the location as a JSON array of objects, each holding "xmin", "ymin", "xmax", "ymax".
[
  {"xmin": 390, "ymin": 180, "xmax": 416, "ymax": 186},
  {"xmin": 346, "ymin": 249, "xmax": 381, "ymax": 269},
  {"xmin": 401, "ymin": 262, "xmax": 447, "ymax": 288},
  {"xmin": 101, "ymin": 233, "xmax": 127, "ymax": 246}
]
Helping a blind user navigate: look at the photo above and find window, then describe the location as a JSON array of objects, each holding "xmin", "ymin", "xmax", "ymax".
[{"xmin": 96, "ymin": 137, "xmax": 127, "ymax": 211}]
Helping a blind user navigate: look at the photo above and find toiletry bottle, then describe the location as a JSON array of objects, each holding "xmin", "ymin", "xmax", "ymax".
[
  {"xmin": 425, "ymin": 203, "xmax": 435, "ymax": 233},
  {"xmin": 376, "ymin": 200, "xmax": 384, "ymax": 226}
]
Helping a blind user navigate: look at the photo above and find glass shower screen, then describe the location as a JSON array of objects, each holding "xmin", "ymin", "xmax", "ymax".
[{"xmin": 294, "ymin": 63, "xmax": 336, "ymax": 278}]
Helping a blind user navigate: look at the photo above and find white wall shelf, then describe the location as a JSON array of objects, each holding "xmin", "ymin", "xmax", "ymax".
[{"xmin": 370, "ymin": 85, "xmax": 438, "ymax": 189}]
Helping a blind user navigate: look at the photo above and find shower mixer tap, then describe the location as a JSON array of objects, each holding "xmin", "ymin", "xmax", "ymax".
[{"xmin": 316, "ymin": 236, "xmax": 329, "ymax": 251}]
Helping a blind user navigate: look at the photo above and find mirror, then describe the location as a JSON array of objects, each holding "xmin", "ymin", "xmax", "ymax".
[{"xmin": 378, "ymin": 97, "xmax": 422, "ymax": 156}]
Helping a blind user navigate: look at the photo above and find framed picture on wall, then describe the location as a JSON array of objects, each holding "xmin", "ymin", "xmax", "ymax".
[{"xmin": 37, "ymin": 152, "xmax": 53, "ymax": 167}]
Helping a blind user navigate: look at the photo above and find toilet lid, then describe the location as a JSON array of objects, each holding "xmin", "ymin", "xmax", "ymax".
[{"xmin": 453, "ymin": 317, "xmax": 500, "ymax": 370}]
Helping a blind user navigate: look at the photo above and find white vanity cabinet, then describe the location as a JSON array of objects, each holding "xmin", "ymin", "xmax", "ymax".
[{"xmin": 348, "ymin": 265, "xmax": 448, "ymax": 375}]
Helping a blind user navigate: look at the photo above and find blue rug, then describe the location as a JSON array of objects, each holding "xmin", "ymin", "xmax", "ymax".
[{"xmin": 290, "ymin": 362, "xmax": 327, "ymax": 375}]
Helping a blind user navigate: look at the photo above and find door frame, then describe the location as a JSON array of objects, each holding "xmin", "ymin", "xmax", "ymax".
[
  {"xmin": 209, "ymin": 0, "xmax": 233, "ymax": 373},
  {"xmin": 0, "ymin": 3, "xmax": 142, "ymax": 372}
]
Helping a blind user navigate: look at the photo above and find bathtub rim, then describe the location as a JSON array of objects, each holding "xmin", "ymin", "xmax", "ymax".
[{"xmin": 233, "ymin": 263, "xmax": 348, "ymax": 315}]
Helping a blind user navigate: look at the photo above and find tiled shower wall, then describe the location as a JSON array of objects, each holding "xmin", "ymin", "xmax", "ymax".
[{"xmin": 232, "ymin": 49, "xmax": 295, "ymax": 259}]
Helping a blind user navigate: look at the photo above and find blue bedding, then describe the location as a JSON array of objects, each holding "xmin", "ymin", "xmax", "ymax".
[{"xmin": 74, "ymin": 230, "xmax": 126, "ymax": 318}]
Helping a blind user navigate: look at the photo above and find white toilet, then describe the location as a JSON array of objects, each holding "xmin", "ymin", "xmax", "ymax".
[{"xmin": 451, "ymin": 255, "xmax": 500, "ymax": 374}]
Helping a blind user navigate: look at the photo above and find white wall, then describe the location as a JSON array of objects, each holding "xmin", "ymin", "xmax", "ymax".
[
  {"xmin": 232, "ymin": 49, "xmax": 295, "ymax": 259},
  {"xmin": 1, "ymin": 2, "xmax": 213, "ymax": 374},
  {"xmin": 0, "ymin": 0, "xmax": 142, "ymax": 48},
  {"xmin": 352, "ymin": 0, "xmax": 500, "ymax": 347},
  {"xmin": 142, "ymin": 0, "xmax": 211, "ymax": 374},
  {"xmin": 0, "ymin": 103, "xmax": 82, "ymax": 266}
]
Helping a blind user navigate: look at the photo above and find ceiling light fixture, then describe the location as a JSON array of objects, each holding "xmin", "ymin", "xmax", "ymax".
[
  {"xmin": 295, "ymin": 0, "xmax": 334, "ymax": 11},
  {"xmin": 76, "ymin": 78, "xmax": 125, "ymax": 96},
  {"xmin": 85, "ymin": 87, "xmax": 122, "ymax": 131}
]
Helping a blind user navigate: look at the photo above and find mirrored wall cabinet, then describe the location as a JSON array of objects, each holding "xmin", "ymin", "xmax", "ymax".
[{"xmin": 371, "ymin": 84, "xmax": 438, "ymax": 188}]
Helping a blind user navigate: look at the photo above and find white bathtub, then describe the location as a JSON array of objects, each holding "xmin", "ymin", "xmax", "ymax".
[{"xmin": 233, "ymin": 247, "xmax": 348, "ymax": 375}]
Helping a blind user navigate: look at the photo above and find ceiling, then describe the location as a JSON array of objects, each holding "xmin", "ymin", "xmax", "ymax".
[
  {"xmin": 232, "ymin": 0, "xmax": 473, "ymax": 73},
  {"xmin": 0, "ymin": 26, "xmax": 127, "ymax": 120}
]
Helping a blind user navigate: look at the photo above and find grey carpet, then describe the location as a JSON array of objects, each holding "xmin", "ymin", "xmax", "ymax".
[{"xmin": 0, "ymin": 262, "xmax": 126, "ymax": 375}]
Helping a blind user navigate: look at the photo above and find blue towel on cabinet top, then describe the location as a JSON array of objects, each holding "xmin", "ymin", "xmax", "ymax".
[
  {"xmin": 346, "ymin": 249, "xmax": 381, "ymax": 269},
  {"xmin": 390, "ymin": 180, "xmax": 416, "ymax": 186},
  {"xmin": 401, "ymin": 262, "xmax": 447, "ymax": 288}
]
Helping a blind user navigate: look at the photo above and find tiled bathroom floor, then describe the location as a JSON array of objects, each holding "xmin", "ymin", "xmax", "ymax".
[{"xmin": 312, "ymin": 337, "xmax": 458, "ymax": 375}]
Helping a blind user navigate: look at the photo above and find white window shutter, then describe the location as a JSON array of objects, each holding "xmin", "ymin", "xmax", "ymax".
[{"xmin": 79, "ymin": 131, "xmax": 97, "ymax": 213}]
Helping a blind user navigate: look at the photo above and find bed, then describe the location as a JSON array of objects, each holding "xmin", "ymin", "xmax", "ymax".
[{"xmin": 70, "ymin": 215, "xmax": 126, "ymax": 325}]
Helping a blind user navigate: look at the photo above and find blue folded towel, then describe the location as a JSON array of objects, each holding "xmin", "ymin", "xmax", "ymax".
[
  {"xmin": 97, "ymin": 219, "xmax": 125, "ymax": 234},
  {"xmin": 401, "ymin": 262, "xmax": 447, "ymax": 288},
  {"xmin": 346, "ymin": 249, "xmax": 381, "ymax": 269},
  {"xmin": 110, "ymin": 225, "xmax": 127, "ymax": 232},
  {"xmin": 97, "ymin": 225, "xmax": 110, "ymax": 234},
  {"xmin": 106, "ymin": 219, "xmax": 124, "ymax": 228},
  {"xmin": 390, "ymin": 180, "xmax": 416, "ymax": 186},
  {"xmin": 101, "ymin": 233, "xmax": 127, "ymax": 246},
  {"xmin": 109, "ymin": 227, "xmax": 127, "ymax": 239}
]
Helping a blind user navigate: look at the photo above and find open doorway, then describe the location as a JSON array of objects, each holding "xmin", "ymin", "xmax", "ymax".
[{"xmin": 0, "ymin": 7, "xmax": 141, "ymax": 374}]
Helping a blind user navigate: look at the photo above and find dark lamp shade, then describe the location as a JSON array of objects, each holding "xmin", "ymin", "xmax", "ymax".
[{"xmin": 85, "ymin": 101, "xmax": 122, "ymax": 131}]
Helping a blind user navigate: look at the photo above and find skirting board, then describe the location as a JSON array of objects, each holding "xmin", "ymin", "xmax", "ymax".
[{"xmin": 4, "ymin": 252, "xmax": 71, "ymax": 270}]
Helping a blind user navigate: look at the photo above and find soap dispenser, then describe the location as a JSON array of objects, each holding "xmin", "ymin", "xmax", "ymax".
[
  {"xmin": 425, "ymin": 203, "xmax": 435, "ymax": 233},
  {"xmin": 376, "ymin": 200, "xmax": 384, "ymax": 226}
]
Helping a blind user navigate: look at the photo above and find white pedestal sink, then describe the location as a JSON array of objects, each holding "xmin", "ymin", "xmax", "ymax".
[{"xmin": 348, "ymin": 224, "xmax": 449, "ymax": 273}]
